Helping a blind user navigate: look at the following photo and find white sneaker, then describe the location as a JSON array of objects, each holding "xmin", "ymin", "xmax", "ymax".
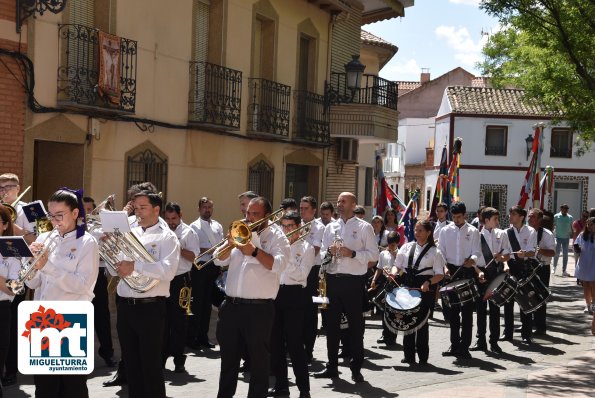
[{"xmin": 551, "ymin": 267, "xmax": 556, "ymax": 274}]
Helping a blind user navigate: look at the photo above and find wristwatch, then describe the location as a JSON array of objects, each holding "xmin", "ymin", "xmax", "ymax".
[
  {"xmin": 351, "ymin": 250, "xmax": 356, "ymax": 258},
  {"xmin": 251, "ymin": 248, "xmax": 259, "ymax": 257}
]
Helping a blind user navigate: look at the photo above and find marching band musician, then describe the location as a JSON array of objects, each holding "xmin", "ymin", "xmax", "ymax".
[
  {"xmin": 433, "ymin": 202, "xmax": 450, "ymax": 238},
  {"xmin": 315, "ymin": 192, "xmax": 378, "ymax": 383},
  {"xmin": 163, "ymin": 202, "xmax": 200, "ymax": 372},
  {"xmin": 299, "ymin": 196, "xmax": 324, "ymax": 363},
  {"xmin": 393, "ymin": 220, "xmax": 445, "ymax": 365},
  {"xmin": 0, "ymin": 205, "xmax": 20, "ymax": 397},
  {"xmin": 438, "ymin": 202, "xmax": 481, "ymax": 360},
  {"xmin": 472, "ymin": 207, "xmax": 510, "ymax": 354},
  {"xmin": 370, "ymin": 231, "xmax": 400, "ymax": 347},
  {"xmin": 24, "ymin": 189, "xmax": 99, "ymax": 397},
  {"xmin": 269, "ymin": 211, "xmax": 314, "ymax": 398},
  {"xmin": 111, "ymin": 191, "xmax": 180, "ymax": 398},
  {"xmin": 527, "ymin": 208, "xmax": 556, "ymax": 335},
  {"xmin": 189, "ymin": 197, "xmax": 224, "ymax": 349},
  {"xmin": 83, "ymin": 196, "xmax": 116, "ymax": 368},
  {"xmin": 502, "ymin": 205, "xmax": 537, "ymax": 344},
  {"xmin": 214, "ymin": 196, "xmax": 289, "ymax": 398}
]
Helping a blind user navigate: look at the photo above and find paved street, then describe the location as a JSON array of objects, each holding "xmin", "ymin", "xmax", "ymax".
[{"xmin": 5, "ymin": 257, "xmax": 594, "ymax": 397}]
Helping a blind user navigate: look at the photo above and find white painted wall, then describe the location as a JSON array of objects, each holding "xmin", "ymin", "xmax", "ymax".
[{"xmin": 398, "ymin": 117, "xmax": 435, "ymax": 165}]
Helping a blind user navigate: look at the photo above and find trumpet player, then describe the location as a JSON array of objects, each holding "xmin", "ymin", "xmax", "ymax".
[
  {"xmin": 315, "ymin": 192, "xmax": 378, "ymax": 384},
  {"xmin": 163, "ymin": 202, "xmax": 200, "ymax": 373},
  {"xmin": 269, "ymin": 211, "xmax": 314, "ymax": 398},
  {"xmin": 24, "ymin": 189, "xmax": 99, "ymax": 397},
  {"xmin": 0, "ymin": 204, "xmax": 20, "ymax": 395},
  {"xmin": 111, "ymin": 191, "xmax": 180, "ymax": 398},
  {"xmin": 214, "ymin": 196, "xmax": 289, "ymax": 398}
]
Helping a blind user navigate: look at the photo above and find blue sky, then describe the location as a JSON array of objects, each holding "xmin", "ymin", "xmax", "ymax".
[{"xmin": 363, "ymin": 0, "xmax": 500, "ymax": 82}]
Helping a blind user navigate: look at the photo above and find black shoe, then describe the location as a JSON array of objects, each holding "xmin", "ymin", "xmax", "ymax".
[
  {"xmin": 521, "ymin": 338, "xmax": 532, "ymax": 345},
  {"xmin": 490, "ymin": 343, "xmax": 503, "ymax": 354},
  {"xmin": 314, "ymin": 368, "xmax": 339, "ymax": 379},
  {"xmin": 306, "ymin": 352, "xmax": 313, "ymax": 364},
  {"xmin": 299, "ymin": 392, "xmax": 311, "ymax": 398},
  {"xmin": 197, "ymin": 339, "xmax": 216, "ymax": 349},
  {"xmin": 101, "ymin": 356, "xmax": 117, "ymax": 367},
  {"xmin": 338, "ymin": 349, "xmax": 350, "ymax": 359},
  {"xmin": 499, "ymin": 335, "xmax": 513, "ymax": 342},
  {"xmin": 103, "ymin": 372, "xmax": 127, "ymax": 387},
  {"xmin": 351, "ymin": 370, "xmax": 364, "ymax": 383},
  {"xmin": 238, "ymin": 362, "xmax": 250, "ymax": 372},
  {"xmin": 442, "ymin": 346, "xmax": 458, "ymax": 356},
  {"xmin": 533, "ymin": 329, "xmax": 547, "ymax": 336},
  {"xmin": 174, "ymin": 364, "xmax": 186, "ymax": 373},
  {"xmin": 267, "ymin": 387, "xmax": 290, "ymax": 397},
  {"xmin": 376, "ymin": 336, "xmax": 386, "ymax": 344},
  {"xmin": 456, "ymin": 350, "xmax": 472, "ymax": 359},
  {"xmin": 514, "ymin": 326, "xmax": 522, "ymax": 333},
  {"xmin": 401, "ymin": 358, "xmax": 416, "ymax": 364},
  {"xmin": 470, "ymin": 341, "xmax": 487, "ymax": 351},
  {"xmin": 418, "ymin": 359, "xmax": 428, "ymax": 366},
  {"xmin": 1, "ymin": 373, "xmax": 16, "ymax": 387}
]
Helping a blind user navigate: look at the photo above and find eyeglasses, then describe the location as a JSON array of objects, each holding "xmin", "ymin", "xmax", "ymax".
[
  {"xmin": 0, "ymin": 185, "xmax": 17, "ymax": 192},
  {"xmin": 46, "ymin": 213, "xmax": 66, "ymax": 221},
  {"xmin": 280, "ymin": 224, "xmax": 296, "ymax": 229}
]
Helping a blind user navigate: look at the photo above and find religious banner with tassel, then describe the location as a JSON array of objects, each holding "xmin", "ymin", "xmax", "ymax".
[
  {"xmin": 448, "ymin": 138, "xmax": 463, "ymax": 203},
  {"xmin": 430, "ymin": 145, "xmax": 449, "ymax": 220},
  {"xmin": 539, "ymin": 165, "xmax": 554, "ymax": 210},
  {"xmin": 518, "ymin": 124, "xmax": 544, "ymax": 209},
  {"xmin": 98, "ymin": 31, "xmax": 122, "ymax": 106}
]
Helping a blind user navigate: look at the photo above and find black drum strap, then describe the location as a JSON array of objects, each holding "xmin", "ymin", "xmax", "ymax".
[
  {"xmin": 480, "ymin": 234, "xmax": 494, "ymax": 264},
  {"xmin": 537, "ymin": 227, "xmax": 543, "ymax": 245},
  {"xmin": 407, "ymin": 243, "xmax": 433, "ymax": 274},
  {"xmin": 507, "ymin": 227, "xmax": 521, "ymax": 254}
]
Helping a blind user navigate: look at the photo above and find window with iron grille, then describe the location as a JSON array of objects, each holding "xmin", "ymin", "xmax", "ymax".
[
  {"xmin": 485, "ymin": 126, "xmax": 507, "ymax": 156},
  {"xmin": 248, "ymin": 160, "xmax": 274, "ymax": 201},
  {"xmin": 550, "ymin": 128, "xmax": 573, "ymax": 158},
  {"xmin": 126, "ymin": 149, "xmax": 168, "ymax": 201}
]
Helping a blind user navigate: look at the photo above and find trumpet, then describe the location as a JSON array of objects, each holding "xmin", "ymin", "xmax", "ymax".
[
  {"xmin": 0, "ymin": 186, "xmax": 31, "ymax": 222},
  {"xmin": 193, "ymin": 208, "xmax": 284, "ymax": 270},
  {"xmin": 179, "ymin": 285, "xmax": 193, "ymax": 316},
  {"xmin": 5, "ymin": 229, "xmax": 60, "ymax": 294}
]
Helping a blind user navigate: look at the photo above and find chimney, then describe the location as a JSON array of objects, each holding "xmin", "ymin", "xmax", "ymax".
[
  {"xmin": 425, "ymin": 147, "xmax": 434, "ymax": 169},
  {"xmin": 420, "ymin": 68, "xmax": 430, "ymax": 84}
]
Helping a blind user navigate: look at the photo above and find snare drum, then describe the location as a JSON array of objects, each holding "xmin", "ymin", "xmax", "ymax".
[
  {"xmin": 514, "ymin": 272, "xmax": 551, "ymax": 313},
  {"xmin": 439, "ymin": 279, "xmax": 479, "ymax": 308},
  {"xmin": 383, "ymin": 287, "xmax": 429, "ymax": 335},
  {"xmin": 484, "ymin": 273, "xmax": 518, "ymax": 306}
]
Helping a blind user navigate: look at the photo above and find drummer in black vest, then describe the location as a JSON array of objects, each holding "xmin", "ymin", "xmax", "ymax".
[
  {"xmin": 437, "ymin": 202, "xmax": 481, "ymax": 359},
  {"xmin": 393, "ymin": 220, "xmax": 445, "ymax": 365},
  {"xmin": 502, "ymin": 205, "xmax": 537, "ymax": 344},
  {"xmin": 527, "ymin": 208, "xmax": 556, "ymax": 335},
  {"xmin": 471, "ymin": 207, "xmax": 511, "ymax": 354}
]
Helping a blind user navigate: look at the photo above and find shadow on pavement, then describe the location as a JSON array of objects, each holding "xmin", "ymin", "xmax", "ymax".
[
  {"xmin": 324, "ymin": 376, "xmax": 399, "ymax": 398},
  {"xmin": 392, "ymin": 363, "xmax": 462, "ymax": 375},
  {"xmin": 452, "ymin": 356, "xmax": 507, "ymax": 372}
]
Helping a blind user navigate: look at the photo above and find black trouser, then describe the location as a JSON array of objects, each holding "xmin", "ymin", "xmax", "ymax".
[
  {"xmin": 117, "ymin": 298, "xmax": 167, "ymax": 398},
  {"xmin": 0, "ymin": 300, "xmax": 11, "ymax": 394},
  {"xmin": 533, "ymin": 263, "xmax": 550, "ymax": 332},
  {"xmin": 446, "ymin": 265, "xmax": 474, "ymax": 351},
  {"xmin": 163, "ymin": 273, "xmax": 189, "ymax": 366},
  {"xmin": 271, "ymin": 285, "xmax": 310, "ymax": 393},
  {"xmin": 326, "ymin": 274, "xmax": 365, "ymax": 371},
  {"xmin": 402, "ymin": 277, "xmax": 433, "ymax": 362},
  {"xmin": 303, "ymin": 264, "xmax": 320, "ymax": 358},
  {"xmin": 216, "ymin": 299, "xmax": 274, "ymax": 398},
  {"xmin": 34, "ymin": 375, "xmax": 88, "ymax": 398},
  {"xmin": 372, "ymin": 276, "xmax": 397, "ymax": 343},
  {"xmin": 189, "ymin": 262, "xmax": 219, "ymax": 344},
  {"xmin": 4, "ymin": 288, "xmax": 25, "ymax": 378},
  {"xmin": 503, "ymin": 262, "xmax": 533, "ymax": 339},
  {"xmin": 92, "ymin": 268, "xmax": 113, "ymax": 360},
  {"xmin": 476, "ymin": 281, "xmax": 500, "ymax": 345}
]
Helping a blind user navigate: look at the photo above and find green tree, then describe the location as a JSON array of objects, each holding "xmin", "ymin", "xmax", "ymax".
[{"xmin": 479, "ymin": 0, "xmax": 595, "ymax": 149}]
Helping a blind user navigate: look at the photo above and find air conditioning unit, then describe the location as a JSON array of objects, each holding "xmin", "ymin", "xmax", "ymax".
[{"xmin": 337, "ymin": 138, "xmax": 358, "ymax": 163}]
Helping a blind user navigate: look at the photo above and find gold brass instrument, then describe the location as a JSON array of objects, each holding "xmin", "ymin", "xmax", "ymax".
[
  {"xmin": 193, "ymin": 208, "xmax": 284, "ymax": 270},
  {"xmin": 87, "ymin": 194, "xmax": 116, "ymax": 226},
  {"xmin": 179, "ymin": 285, "xmax": 193, "ymax": 316},
  {"xmin": 285, "ymin": 221, "xmax": 312, "ymax": 244},
  {"xmin": 1, "ymin": 186, "xmax": 31, "ymax": 222},
  {"xmin": 317, "ymin": 268, "xmax": 328, "ymax": 309},
  {"xmin": 5, "ymin": 229, "xmax": 60, "ymax": 294}
]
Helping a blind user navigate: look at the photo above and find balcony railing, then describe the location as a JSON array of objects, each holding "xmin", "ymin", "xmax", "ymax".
[
  {"xmin": 57, "ymin": 24, "xmax": 137, "ymax": 113},
  {"xmin": 189, "ymin": 61, "xmax": 242, "ymax": 129},
  {"xmin": 327, "ymin": 72, "xmax": 398, "ymax": 110},
  {"xmin": 294, "ymin": 90, "xmax": 330, "ymax": 144},
  {"xmin": 247, "ymin": 78, "xmax": 291, "ymax": 138}
]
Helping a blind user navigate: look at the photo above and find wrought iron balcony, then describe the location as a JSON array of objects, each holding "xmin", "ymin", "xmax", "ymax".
[
  {"xmin": 189, "ymin": 61, "xmax": 242, "ymax": 129},
  {"xmin": 327, "ymin": 72, "xmax": 398, "ymax": 110},
  {"xmin": 247, "ymin": 78, "xmax": 291, "ymax": 138},
  {"xmin": 294, "ymin": 90, "xmax": 330, "ymax": 144},
  {"xmin": 57, "ymin": 24, "xmax": 137, "ymax": 113}
]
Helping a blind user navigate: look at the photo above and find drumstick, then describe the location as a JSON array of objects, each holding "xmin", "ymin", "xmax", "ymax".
[
  {"xmin": 381, "ymin": 269, "xmax": 423, "ymax": 291},
  {"xmin": 485, "ymin": 249, "xmax": 504, "ymax": 269},
  {"xmin": 449, "ymin": 255, "xmax": 471, "ymax": 280}
]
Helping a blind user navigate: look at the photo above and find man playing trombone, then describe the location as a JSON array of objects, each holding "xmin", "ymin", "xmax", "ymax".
[
  {"xmin": 269, "ymin": 211, "xmax": 314, "ymax": 398},
  {"xmin": 214, "ymin": 196, "xmax": 289, "ymax": 398}
]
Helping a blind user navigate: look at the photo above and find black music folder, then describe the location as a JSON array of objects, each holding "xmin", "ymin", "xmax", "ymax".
[
  {"xmin": 0, "ymin": 236, "xmax": 33, "ymax": 258},
  {"xmin": 22, "ymin": 200, "xmax": 47, "ymax": 223}
]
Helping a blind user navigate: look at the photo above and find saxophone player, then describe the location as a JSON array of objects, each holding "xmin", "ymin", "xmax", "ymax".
[
  {"xmin": 110, "ymin": 191, "xmax": 180, "ymax": 398},
  {"xmin": 24, "ymin": 189, "xmax": 99, "ymax": 397}
]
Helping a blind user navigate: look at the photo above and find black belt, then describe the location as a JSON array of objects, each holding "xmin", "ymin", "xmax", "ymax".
[
  {"xmin": 326, "ymin": 273, "xmax": 361, "ymax": 278},
  {"xmin": 121, "ymin": 296, "xmax": 166, "ymax": 305},
  {"xmin": 226, "ymin": 297, "xmax": 273, "ymax": 305},
  {"xmin": 280, "ymin": 284, "xmax": 304, "ymax": 289}
]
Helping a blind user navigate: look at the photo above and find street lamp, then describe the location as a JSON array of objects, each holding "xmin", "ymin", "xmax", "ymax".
[
  {"xmin": 525, "ymin": 134, "xmax": 534, "ymax": 160},
  {"xmin": 324, "ymin": 54, "xmax": 366, "ymax": 111}
]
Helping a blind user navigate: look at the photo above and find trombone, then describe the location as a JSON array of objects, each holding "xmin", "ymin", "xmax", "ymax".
[
  {"xmin": 193, "ymin": 208, "xmax": 284, "ymax": 270},
  {"xmin": 285, "ymin": 221, "xmax": 312, "ymax": 244},
  {"xmin": 1, "ymin": 186, "xmax": 31, "ymax": 222}
]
